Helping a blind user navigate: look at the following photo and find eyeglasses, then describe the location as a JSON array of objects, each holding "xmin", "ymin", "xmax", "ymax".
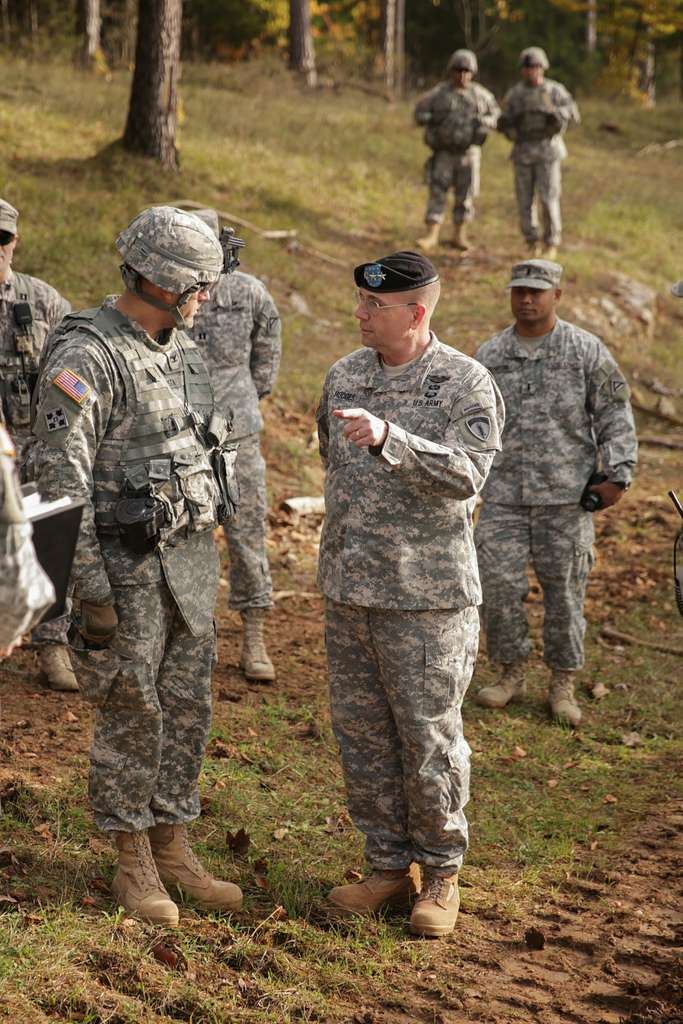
[
  {"xmin": 355, "ymin": 289, "xmax": 417, "ymax": 315},
  {"xmin": 0, "ymin": 230, "xmax": 16, "ymax": 247}
]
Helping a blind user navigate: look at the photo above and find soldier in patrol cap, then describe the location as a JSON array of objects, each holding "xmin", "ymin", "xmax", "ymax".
[
  {"xmin": 498, "ymin": 49, "xmax": 580, "ymax": 258},
  {"xmin": 190, "ymin": 209, "xmax": 281, "ymax": 684},
  {"xmin": 473, "ymin": 259, "xmax": 637, "ymax": 725},
  {"xmin": 415, "ymin": 50, "xmax": 500, "ymax": 254},
  {"xmin": 0, "ymin": 409, "xmax": 55, "ymax": 658},
  {"xmin": 0, "ymin": 198, "xmax": 76, "ymax": 691},
  {"xmin": 317, "ymin": 250, "xmax": 504, "ymax": 936},
  {"xmin": 29, "ymin": 206, "xmax": 243, "ymax": 926}
]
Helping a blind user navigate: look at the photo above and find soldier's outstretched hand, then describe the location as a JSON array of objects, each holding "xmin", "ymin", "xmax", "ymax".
[{"xmin": 333, "ymin": 408, "xmax": 389, "ymax": 449}]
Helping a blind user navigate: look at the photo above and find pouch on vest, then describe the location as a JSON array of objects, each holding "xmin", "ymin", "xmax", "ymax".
[{"xmin": 212, "ymin": 445, "xmax": 240, "ymax": 524}]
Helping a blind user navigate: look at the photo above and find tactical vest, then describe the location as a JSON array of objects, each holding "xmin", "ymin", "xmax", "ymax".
[
  {"xmin": 425, "ymin": 87, "xmax": 480, "ymax": 152},
  {"xmin": 0, "ymin": 272, "xmax": 40, "ymax": 430},
  {"xmin": 54, "ymin": 307, "xmax": 221, "ymax": 545},
  {"xmin": 514, "ymin": 85, "xmax": 560, "ymax": 142}
]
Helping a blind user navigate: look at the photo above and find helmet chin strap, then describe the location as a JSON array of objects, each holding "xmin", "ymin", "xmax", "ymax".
[{"xmin": 120, "ymin": 265, "xmax": 191, "ymax": 329}]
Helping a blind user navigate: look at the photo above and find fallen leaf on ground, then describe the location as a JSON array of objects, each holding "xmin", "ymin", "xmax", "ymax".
[
  {"xmin": 226, "ymin": 828, "xmax": 251, "ymax": 856},
  {"xmin": 34, "ymin": 823, "xmax": 52, "ymax": 838},
  {"xmin": 271, "ymin": 904, "xmax": 288, "ymax": 921},
  {"xmin": 151, "ymin": 942, "xmax": 182, "ymax": 970},
  {"xmin": 80, "ymin": 895, "xmax": 98, "ymax": 908},
  {"xmin": 344, "ymin": 869, "xmax": 363, "ymax": 882},
  {"xmin": 603, "ymin": 793, "xmax": 618, "ymax": 804},
  {"xmin": 512, "ymin": 746, "xmax": 527, "ymax": 759},
  {"xmin": 64, "ymin": 711, "xmax": 79, "ymax": 723},
  {"xmin": 547, "ymin": 778, "xmax": 559, "ymax": 788},
  {"xmin": 272, "ymin": 827, "xmax": 288, "ymax": 840},
  {"xmin": 213, "ymin": 779, "xmax": 226, "ymax": 791},
  {"xmin": 621, "ymin": 731, "xmax": 641, "ymax": 747},
  {"xmin": 525, "ymin": 926, "xmax": 546, "ymax": 950}
]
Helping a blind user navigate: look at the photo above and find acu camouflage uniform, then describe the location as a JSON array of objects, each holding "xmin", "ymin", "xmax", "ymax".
[
  {"xmin": 30, "ymin": 303, "xmax": 224, "ymax": 832},
  {"xmin": 499, "ymin": 80, "xmax": 579, "ymax": 247},
  {"xmin": 475, "ymin": 318, "xmax": 637, "ymax": 671},
  {"xmin": 0, "ymin": 416, "xmax": 55, "ymax": 648},
  {"xmin": 317, "ymin": 335, "xmax": 504, "ymax": 871},
  {"xmin": 191, "ymin": 270, "xmax": 281, "ymax": 610},
  {"xmin": 415, "ymin": 82, "xmax": 500, "ymax": 226}
]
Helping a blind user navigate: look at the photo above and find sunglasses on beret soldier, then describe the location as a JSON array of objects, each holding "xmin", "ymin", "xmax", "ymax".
[{"xmin": 0, "ymin": 230, "xmax": 16, "ymax": 246}]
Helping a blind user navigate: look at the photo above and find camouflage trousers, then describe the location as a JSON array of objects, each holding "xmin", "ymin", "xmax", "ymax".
[
  {"xmin": 32, "ymin": 608, "xmax": 70, "ymax": 646},
  {"xmin": 426, "ymin": 148, "xmax": 481, "ymax": 224},
  {"xmin": 70, "ymin": 582, "xmax": 215, "ymax": 833},
  {"xmin": 475, "ymin": 502, "xmax": 595, "ymax": 671},
  {"xmin": 224, "ymin": 433, "xmax": 272, "ymax": 610},
  {"xmin": 513, "ymin": 158, "xmax": 562, "ymax": 246},
  {"xmin": 325, "ymin": 599, "xmax": 479, "ymax": 871}
]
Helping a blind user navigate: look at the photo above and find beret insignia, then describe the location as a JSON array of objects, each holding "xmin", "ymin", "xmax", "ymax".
[{"xmin": 364, "ymin": 264, "xmax": 386, "ymax": 289}]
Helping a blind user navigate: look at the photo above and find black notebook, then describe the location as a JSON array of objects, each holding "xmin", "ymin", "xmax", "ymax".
[{"xmin": 21, "ymin": 486, "xmax": 85, "ymax": 622}]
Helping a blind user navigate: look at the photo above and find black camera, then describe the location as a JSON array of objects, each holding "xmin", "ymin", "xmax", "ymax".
[
  {"xmin": 115, "ymin": 495, "xmax": 167, "ymax": 554},
  {"xmin": 580, "ymin": 471, "xmax": 608, "ymax": 512}
]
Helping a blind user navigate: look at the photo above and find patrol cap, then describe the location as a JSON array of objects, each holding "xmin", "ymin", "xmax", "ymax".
[
  {"xmin": 447, "ymin": 49, "xmax": 478, "ymax": 74},
  {"xmin": 354, "ymin": 251, "xmax": 439, "ymax": 292},
  {"xmin": 192, "ymin": 207, "xmax": 220, "ymax": 239},
  {"xmin": 0, "ymin": 199, "xmax": 19, "ymax": 235},
  {"xmin": 507, "ymin": 259, "xmax": 562, "ymax": 290},
  {"xmin": 671, "ymin": 280, "xmax": 683, "ymax": 298},
  {"xmin": 520, "ymin": 46, "xmax": 549, "ymax": 70}
]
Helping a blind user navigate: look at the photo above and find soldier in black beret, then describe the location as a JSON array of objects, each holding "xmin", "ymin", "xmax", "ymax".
[{"xmin": 315, "ymin": 250, "xmax": 504, "ymax": 937}]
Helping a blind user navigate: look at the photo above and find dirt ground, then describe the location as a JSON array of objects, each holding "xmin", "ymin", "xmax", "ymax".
[{"xmin": 1, "ymin": 450, "xmax": 682, "ymax": 1024}]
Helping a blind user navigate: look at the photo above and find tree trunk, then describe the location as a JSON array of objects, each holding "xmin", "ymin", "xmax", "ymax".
[
  {"xmin": 638, "ymin": 38, "xmax": 656, "ymax": 107},
  {"xmin": 289, "ymin": 0, "xmax": 317, "ymax": 88},
  {"xmin": 395, "ymin": 0, "xmax": 405, "ymax": 98},
  {"xmin": 80, "ymin": 0, "xmax": 101, "ymax": 68},
  {"xmin": 123, "ymin": 0, "xmax": 181, "ymax": 171},
  {"xmin": 1, "ymin": 0, "xmax": 10, "ymax": 47},
  {"xmin": 383, "ymin": 0, "xmax": 396, "ymax": 92},
  {"xmin": 586, "ymin": 0, "xmax": 597, "ymax": 53}
]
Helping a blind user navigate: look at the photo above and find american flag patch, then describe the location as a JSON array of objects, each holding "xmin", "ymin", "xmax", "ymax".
[{"xmin": 52, "ymin": 368, "xmax": 91, "ymax": 406}]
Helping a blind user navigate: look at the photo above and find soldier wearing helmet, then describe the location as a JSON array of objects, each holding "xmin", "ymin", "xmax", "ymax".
[
  {"xmin": 28, "ymin": 206, "xmax": 243, "ymax": 926},
  {"xmin": 414, "ymin": 49, "xmax": 500, "ymax": 254},
  {"xmin": 498, "ymin": 47, "xmax": 580, "ymax": 258}
]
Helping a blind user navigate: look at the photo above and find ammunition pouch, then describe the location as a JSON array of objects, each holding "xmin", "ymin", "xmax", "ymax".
[
  {"xmin": 517, "ymin": 108, "xmax": 562, "ymax": 143},
  {"xmin": 115, "ymin": 494, "xmax": 167, "ymax": 554}
]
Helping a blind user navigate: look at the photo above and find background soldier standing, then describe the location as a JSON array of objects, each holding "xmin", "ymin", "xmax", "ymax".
[
  {"xmin": 191, "ymin": 209, "xmax": 281, "ymax": 683},
  {"xmin": 415, "ymin": 50, "xmax": 500, "ymax": 254},
  {"xmin": 317, "ymin": 251, "xmax": 503, "ymax": 937},
  {"xmin": 474, "ymin": 260, "xmax": 637, "ymax": 726},
  {"xmin": 29, "ymin": 207, "xmax": 242, "ymax": 926},
  {"xmin": 0, "ymin": 197, "xmax": 76, "ymax": 690},
  {"xmin": 498, "ymin": 47, "xmax": 580, "ymax": 259}
]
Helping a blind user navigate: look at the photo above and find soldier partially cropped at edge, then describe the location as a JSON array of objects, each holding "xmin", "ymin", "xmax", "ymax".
[
  {"xmin": 415, "ymin": 50, "xmax": 500, "ymax": 255},
  {"xmin": 0, "ymin": 197, "xmax": 76, "ymax": 690}
]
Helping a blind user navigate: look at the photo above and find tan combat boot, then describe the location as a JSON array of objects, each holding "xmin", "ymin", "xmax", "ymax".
[
  {"xmin": 239, "ymin": 609, "xmax": 275, "ymax": 682},
  {"xmin": 149, "ymin": 823, "xmax": 243, "ymax": 912},
  {"xmin": 475, "ymin": 662, "xmax": 526, "ymax": 709},
  {"xmin": 544, "ymin": 244, "xmax": 558, "ymax": 259},
  {"xmin": 548, "ymin": 670, "xmax": 582, "ymax": 727},
  {"xmin": 111, "ymin": 830, "xmax": 179, "ymax": 926},
  {"xmin": 38, "ymin": 644, "xmax": 79, "ymax": 692},
  {"xmin": 452, "ymin": 222, "xmax": 470, "ymax": 251},
  {"xmin": 416, "ymin": 222, "xmax": 441, "ymax": 253},
  {"xmin": 328, "ymin": 867, "xmax": 416, "ymax": 917},
  {"xmin": 409, "ymin": 869, "xmax": 460, "ymax": 937},
  {"xmin": 526, "ymin": 240, "xmax": 542, "ymax": 257}
]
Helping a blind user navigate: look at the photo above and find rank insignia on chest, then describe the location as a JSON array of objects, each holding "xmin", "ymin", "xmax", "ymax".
[
  {"xmin": 364, "ymin": 264, "xmax": 386, "ymax": 289},
  {"xmin": 167, "ymin": 350, "xmax": 182, "ymax": 370},
  {"xmin": 44, "ymin": 406, "xmax": 69, "ymax": 432},
  {"xmin": 52, "ymin": 368, "xmax": 91, "ymax": 406},
  {"xmin": 466, "ymin": 415, "xmax": 491, "ymax": 441}
]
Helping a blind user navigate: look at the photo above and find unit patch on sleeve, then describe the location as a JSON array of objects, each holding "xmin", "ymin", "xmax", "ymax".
[
  {"xmin": 45, "ymin": 406, "xmax": 69, "ymax": 432},
  {"xmin": 52, "ymin": 368, "xmax": 92, "ymax": 406},
  {"xmin": 465, "ymin": 415, "xmax": 492, "ymax": 442}
]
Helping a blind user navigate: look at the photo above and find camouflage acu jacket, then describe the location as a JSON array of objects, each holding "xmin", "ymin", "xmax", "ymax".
[
  {"xmin": 191, "ymin": 271, "xmax": 281, "ymax": 440},
  {"xmin": 414, "ymin": 81, "xmax": 500, "ymax": 154},
  {"xmin": 475, "ymin": 318, "xmax": 637, "ymax": 505},
  {"xmin": 499, "ymin": 79, "xmax": 579, "ymax": 164},
  {"xmin": 317, "ymin": 334, "xmax": 504, "ymax": 610},
  {"xmin": 0, "ymin": 269, "xmax": 70, "ymax": 442}
]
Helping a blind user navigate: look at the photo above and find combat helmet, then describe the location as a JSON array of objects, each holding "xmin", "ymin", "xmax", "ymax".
[
  {"xmin": 116, "ymin": 205, "xmax": 224, "ymax": 327},
  {"xmin": 519, "ymin": 46, "xmax": 549, "ymax": 70},
  {"xmin": 447, "ymin": 49, "xmax": 478, "ymax": 74}
]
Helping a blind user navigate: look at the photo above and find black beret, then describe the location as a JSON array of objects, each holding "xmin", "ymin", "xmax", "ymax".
[{"xmin": 354, "ymin": 250, "xmax": 439, "ymax": 292}]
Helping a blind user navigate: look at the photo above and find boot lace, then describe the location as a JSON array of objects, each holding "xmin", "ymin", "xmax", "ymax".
[
  {"xmin": 133, "ymin": 832, "xmax": 164, "ymax": 889},
  {"xmin": 179, "ymin": 829, "xmax": 210, "ymax": 881},
  {"xmin": 419, "ymin": 873, "xmax": 449, "ymax": 904}
]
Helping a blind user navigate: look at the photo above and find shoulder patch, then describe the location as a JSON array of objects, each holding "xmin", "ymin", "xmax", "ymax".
[
  {"xmin": 44, "ymin": 406, "xmax": 70, "ymax": 433},
  {"xmin": 52, "ymin": 368, "xmax": 92, "ymax": 407},
  {"xmin": 466, "ymin": 415, "xmax": 492, "ymax": 442}
]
